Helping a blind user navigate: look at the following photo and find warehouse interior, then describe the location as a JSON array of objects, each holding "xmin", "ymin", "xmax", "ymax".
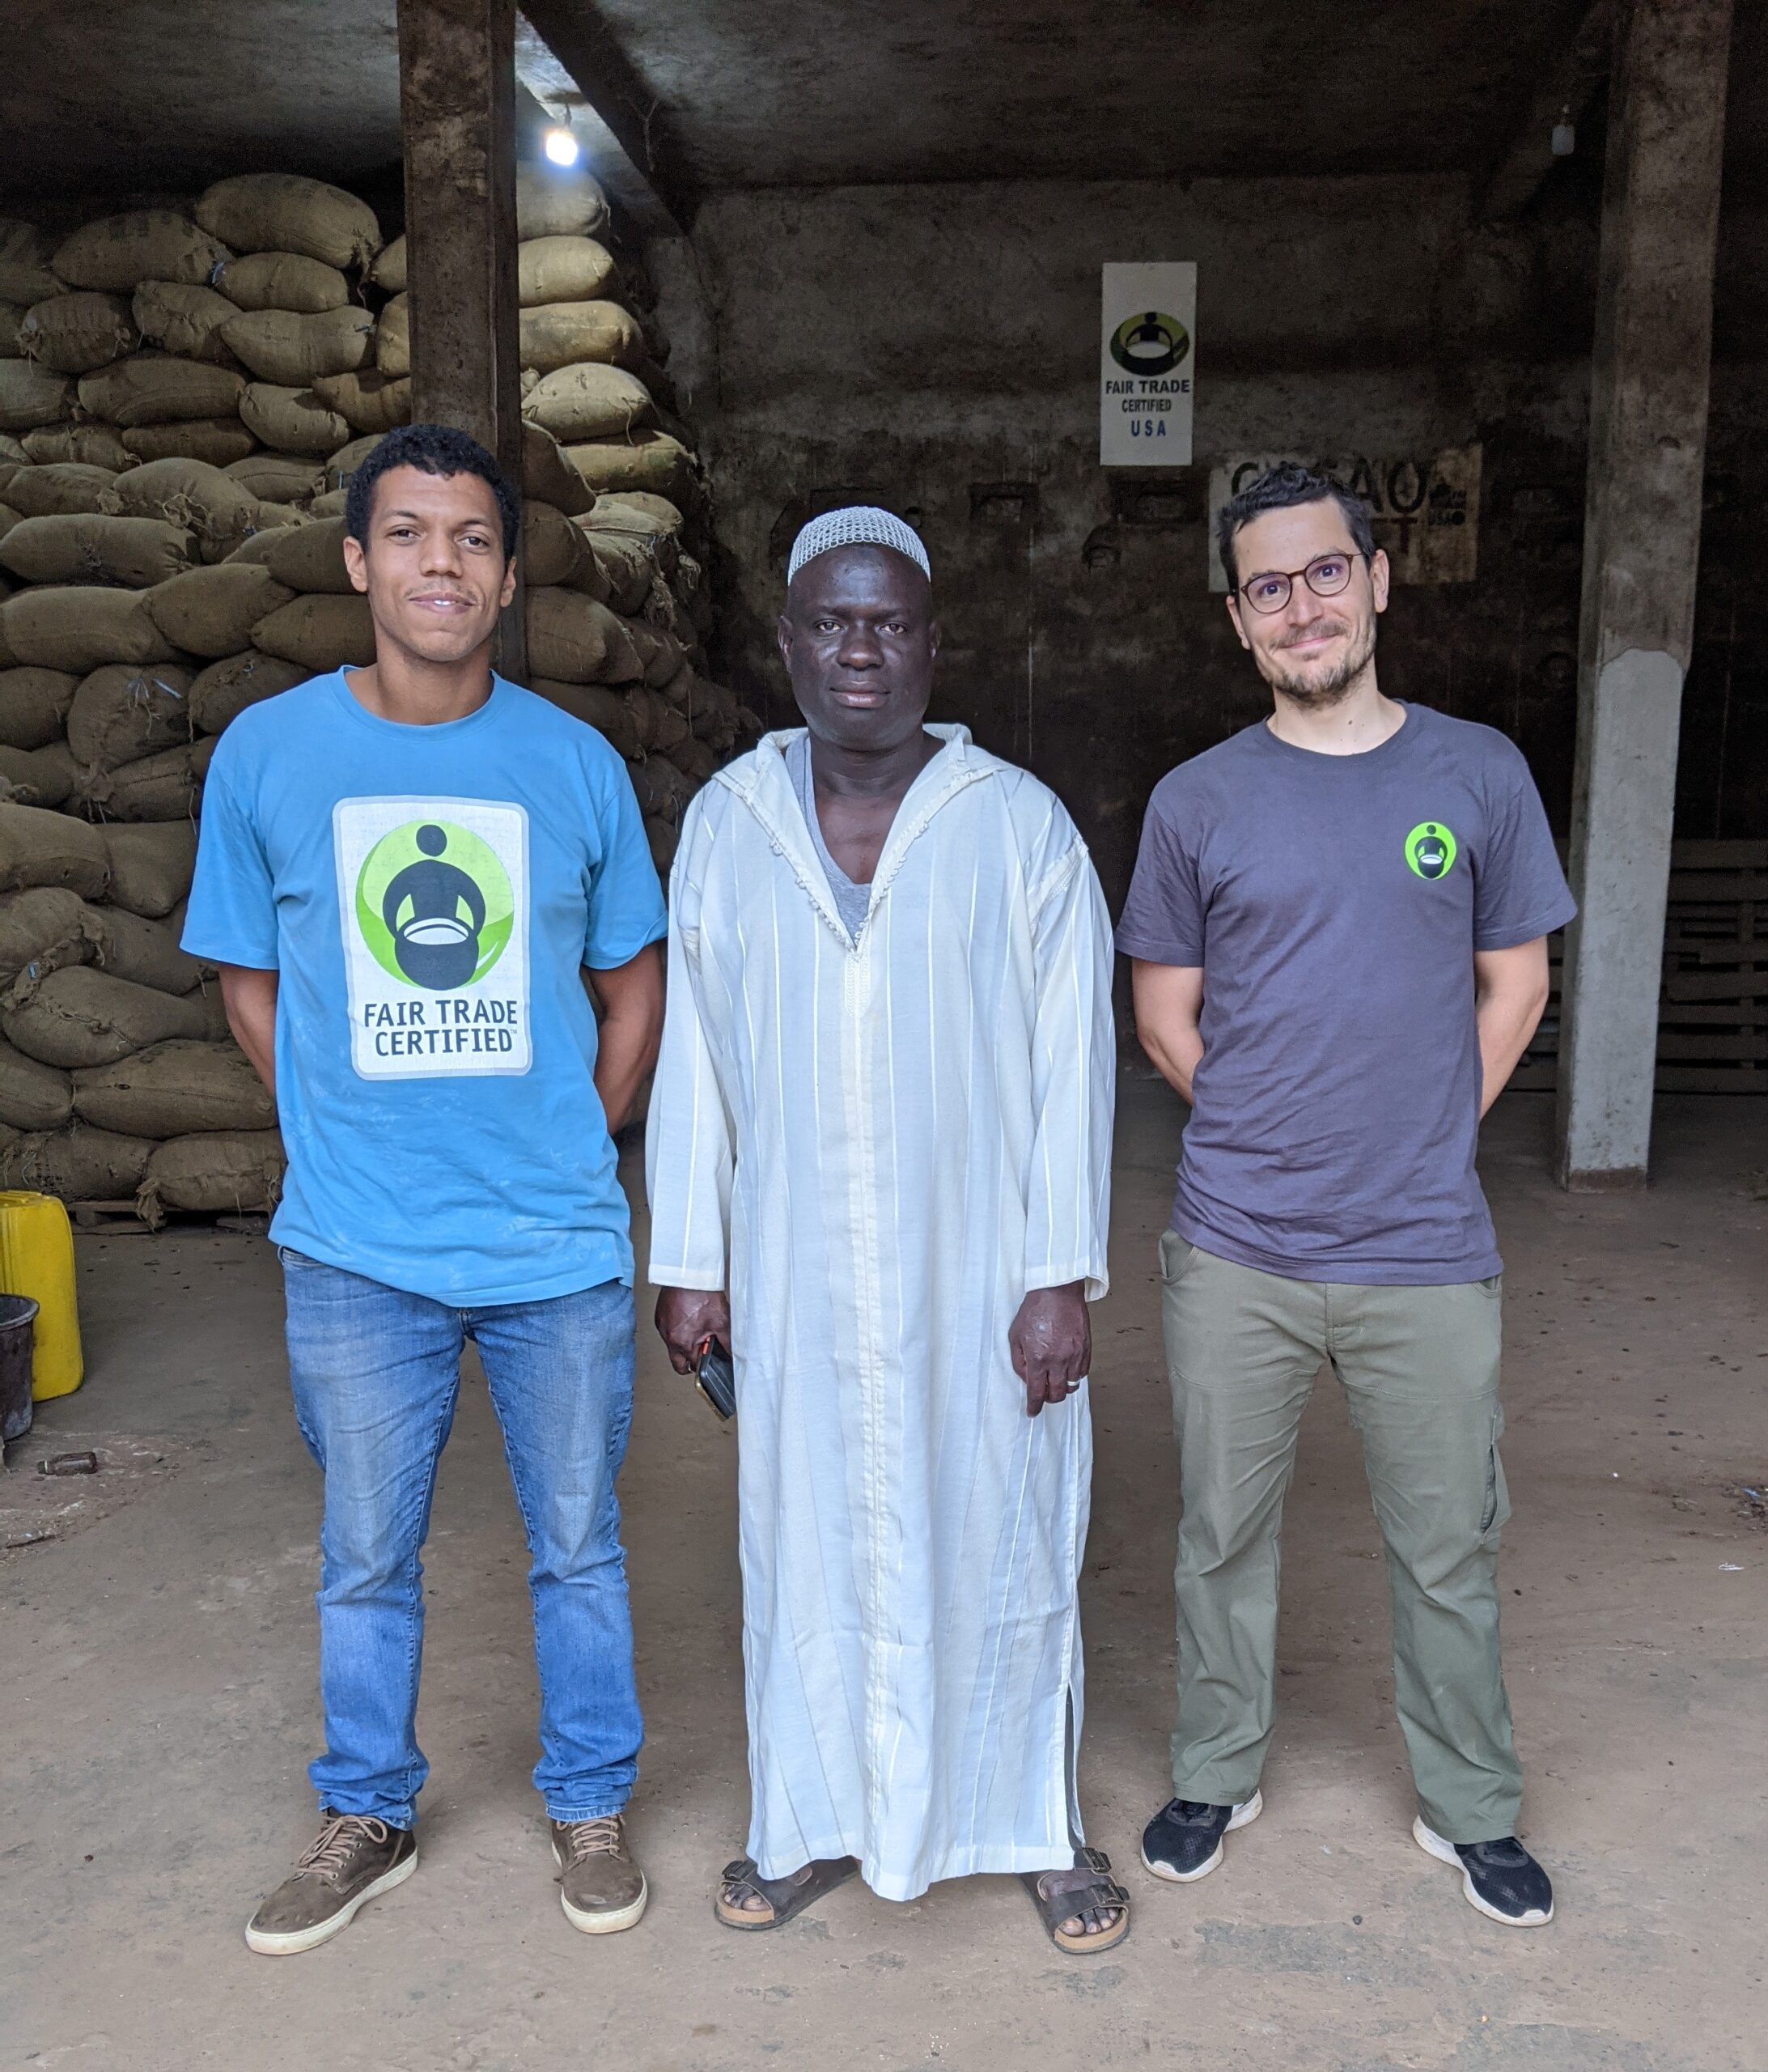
[{"xmin": 2, "ymin": 3, "xmax": 1763, "ymax": 2068}]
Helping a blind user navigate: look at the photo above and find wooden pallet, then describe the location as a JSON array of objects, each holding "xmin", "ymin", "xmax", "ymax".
[{"xmin": 1518, "ymin": 840, "xmax": 1766, "ymax": 1093}]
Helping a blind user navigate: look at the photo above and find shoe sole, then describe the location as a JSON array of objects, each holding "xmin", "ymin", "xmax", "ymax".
[
  {"xmin": 1412, "ymin": 1817, "xmax": 1554, "ymax": 1927},
  {"xmin": 552, "ymin": 1840, "xmax": 649, "ymax": 1935},
  {"xmin": 244, "ymin": 1848, "xmax": 418, "ymax": 1955},
  {"xmin": 1140, "ymin": 1790, "xmax": 1265, "ymax": 1884}
]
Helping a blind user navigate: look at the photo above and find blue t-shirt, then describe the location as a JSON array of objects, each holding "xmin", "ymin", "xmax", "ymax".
[
  {"xmin": 183, "ymin": 670, "xmax": 668, "ymax": 1305},
  {"xmin": 1116, "ymin": 703, "xmax": 1576, "ymax": 1285}
]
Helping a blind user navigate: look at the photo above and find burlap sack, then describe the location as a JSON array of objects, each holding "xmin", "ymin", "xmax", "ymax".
[
  {"xmin": 53, "ymin": 212, "xmax": 231, "ymax": 294},
  {"xmin": 74, "ymin": 1038, "xmax": 272, "ymax": 1136},
  {"xmin": 374, "ymin": 294, "xmax": 408, "ymax": 377},
  {"xmin": 307, "ymin": 490, "xmax": 348, "ymax": 518},
  {"xmin": 77, "ymin": 737, "xmax": 214, "ymax": 822},
  {"xmin": 0, "ymin": 304, "xmax": 21, "ymax": 359},
  {"xmin": 626, "ymin": 685, "xmax": 689, "ymax": 755},
  {"xmin": 521, "ymin": 502, "xmax": 585, "ymax": 588},
  {"xmin": 524, "ymin": 589, "xmax": 642, "ymax": 686},
  {"xmin": 632, "ymin": 755, "xmax": 693, "ymax": 824},
  {"xmin": 519, "ymin": 236, "xmax": 617, "ymax": 308},
  {"xmin": 645, "ymin": 815, "xmax": 678, "ymax": 876},
  {"xmin": 322, "ymin": 433, "xmax": 384, "ymax": 491},
  {"xmin": 225, "ymin": 452, "xmax": 324, "ymax": 504},
  {"xmin": 103, "ymin": 457, "xmax": 261, "ymax": 558},
  {"xmin": 515, "ymin": 168, "xmax": 610, "ymax": 241},
  {"xmin": 0, "ymin": 743, "xmax": 74, "ymax": 808},
  {"xmin": 121, "ymin": 419, "xmax": 258, "ymax": 469},
  {"xmin": 2, "ymin": 1122, "xmax": 158, "ymax": 1201},
  {"xmin": 519, "ymin": 301, "xmax": 643, "ymax": 377},
  {"xmin": 1, "ymin": 588, "xmax": 174, "ymax": 673},
  {"xmin": 132, "ymin": 280, "xmax": 242, "ymax": 366},
  {"xmin": 0, "ymin": 437, "xmax": 23, "ymax": 466},
  {"xmin": 665, "ymin": 734, "xmax": 718, "ymax": 784},
  {"xmin": 216, "ymin": 251, "xmax": 350, "ymax": 314},
  {"xmin": 565, "ymin": 431, "xmax": 691, "ymax": 499},
  {"xmin": 6, "ymin": 463, "xmax": 119, "ymax": 517},
  {"xmin": 522, "ymin": 364, "xmax": 651, "ymax": 443},
  {"xmin": 260, "ymin": 515, "xmax": 351, "ymax": 593},
  {"xmin": 0, "ymin": 362, "xmax": 74, "ymax": 432},
  {"xmin": 220, "ymin": 306, "xmax": 375, "ymax": 387},
  {"xmin": 146, "ymin": 564, "xmax": 294, "ymax": 657},
  {"xmin": 197, "ymin": 175, "xmax": 381, "ymax": 273},
  {"xmin": 581, "ymin": 531, "xmax": 656, "ymax": 614},
  {"xmin": 102, "ymin": 820, "xmax": 193, "ymax": 917},
  {"xmin": 0, "ymin": 262, "xmax": 61, "ymax": 308},
  {"xmin": 522, "ymin": 422, "xmax": 593, "ymax": 516},
  {"xmin": 311, "ymin": 369, "xmax": 410, "ymax": 435},
  {"xmin": 253, "ymin": 592, "xmax": 374, "ymax": 669},
  {"xmin": 0, "ymin": 513, "xmax": 196, "ymax": 589},
  {"xmin": 0, "ymin": 886, "xmax": 99, "ymax": 989},
  {"xmin": 88, "ymin": 906, "xmax": 200, "ymax": 996},
  {"xmin": 3, "ymin": 964, "xmax": 205, "ymax": 1068},
  {"xmin": 20, "ymin": 425, "xmax": 134, "ymax": 470},
  {"xmin": 187, "ymin": 649, "xmax": 309, "ymax": 734},
  {"xmin": 239, "ymin": 382, "xmax": 350, "ymax": 457},
  {"xmin": 0, "ymin": 1034, "xmax": 73, "ymax": 1130},
  {"xmin": 19, "ymin": 293, "xmax": 138, "ymax": 376},
  {"xmin": 0, "ymin": 800, "xmax": 109, "ymax": 896},
  {"xmin": 369, "ymin": 236, "xmax": 405, "ymax": 294},
  {"xmin": 67, "ymin": 662, "xmax": 196, "ymax": 767},
  {"xmin": 137, "ymin": 1126, "xmax": 284, "ymax": 1222},
  {"xmin": 529, "ymin": 679, "xmax": 643, "ymax": 759},
  {"xmin": 77, "ymin": 355, "xmax": 245, "ymax": 429},
  {"xmin": 598, "ymin": 490, "xmax": 685, "ymax": 534},
  {"xmin": 0, "ymin": 666, "xmax": 78, "ymax": 749}
]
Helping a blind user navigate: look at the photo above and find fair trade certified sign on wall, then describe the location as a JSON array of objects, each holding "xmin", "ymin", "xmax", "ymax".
[
  {"xmin": 1206, "ymin": 447, "xmax": 1483, "ymax": 590},
  {"xmin": 1100, "ymin": 262, "xmax": 1195, "ymax": 466}
]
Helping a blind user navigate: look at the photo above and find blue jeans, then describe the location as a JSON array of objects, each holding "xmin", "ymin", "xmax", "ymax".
[{"xmin": 281, "ymin": 1253, "xmax": 642, "ymax": 1828}]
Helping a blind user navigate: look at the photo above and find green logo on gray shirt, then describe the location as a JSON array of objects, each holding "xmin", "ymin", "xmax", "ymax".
[{"xmin": 1405, "ymin": 822, "xmax": 1458, "ymax": 880}]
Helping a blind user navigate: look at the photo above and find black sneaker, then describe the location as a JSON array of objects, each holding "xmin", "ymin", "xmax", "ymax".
[
  {"xmin": 1140, "ymin": 1790, "xmax": 1263, "ymax": 1883},
  {"xmin": 1413, "ymin": 1818, "xmax": 1554, "ymax": 1926}
]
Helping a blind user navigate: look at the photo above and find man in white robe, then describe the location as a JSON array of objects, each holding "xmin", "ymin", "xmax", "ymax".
[{"xmin": 647, "ymin": 507, "xmax": 1126, "ymax": 1950}]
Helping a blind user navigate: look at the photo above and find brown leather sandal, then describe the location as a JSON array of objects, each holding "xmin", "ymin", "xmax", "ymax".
[
  {"xmin": 714, "ymin": 1854, "xmax": 860, "ymax": 1930},
  {"xmin": 1021, "ymin": 1847, "xmax": 1132, "ymax": 1955}
]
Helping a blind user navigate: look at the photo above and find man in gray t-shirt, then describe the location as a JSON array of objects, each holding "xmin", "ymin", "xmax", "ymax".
[{"xmin": 1118, "ymin": 462, "xmax": 1573, "ymax": 1930}]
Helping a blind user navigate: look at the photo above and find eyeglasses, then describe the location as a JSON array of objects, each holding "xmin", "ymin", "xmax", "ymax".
[{"xmin": 1233, "ymin": 551, "xmax": 1367, "ymax": 615}]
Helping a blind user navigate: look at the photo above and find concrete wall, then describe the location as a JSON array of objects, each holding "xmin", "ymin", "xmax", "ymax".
[{"xmin": 652, "ymin": 170, "xmax": 1766, "ymax": 911}]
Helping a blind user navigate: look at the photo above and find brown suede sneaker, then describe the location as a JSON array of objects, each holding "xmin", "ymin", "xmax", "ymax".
[
  {"xmin": 551, "ymin": 1814, "xmax": 648, "ymax": 1934},
  {"xmin": 244, "ymin": 1811, "xmax": 418, "ymax": 1955}
]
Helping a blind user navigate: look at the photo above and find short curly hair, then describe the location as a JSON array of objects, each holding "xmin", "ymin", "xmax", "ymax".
[
  {"xmin": 1216, "ymin": 461, "xmax": 1376, "ymax": 592},
  {"xmin": 345, "ymin": 422, "xmax": 519, "ymax": 560}
]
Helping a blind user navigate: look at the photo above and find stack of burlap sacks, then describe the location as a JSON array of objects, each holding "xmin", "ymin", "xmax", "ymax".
[{"xmin": 0, "ymin": 176, "xmax": 750, "ymax": 1223}]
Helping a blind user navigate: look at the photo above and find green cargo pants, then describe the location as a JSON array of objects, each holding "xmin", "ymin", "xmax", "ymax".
[{"xmin": 1159, "ymin": 1232, "xmax": 1522, "ymax": 1842}]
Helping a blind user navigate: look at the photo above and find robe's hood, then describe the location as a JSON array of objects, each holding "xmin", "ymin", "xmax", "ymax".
[{"xmin": 710, "ymin": 724, "xmax": 997, "ymax": 948}]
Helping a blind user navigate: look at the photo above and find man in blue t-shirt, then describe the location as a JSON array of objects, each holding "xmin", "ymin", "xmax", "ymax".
[
  {"xmin": 1118, "ymin": 463, "xmax": 1575, "ymax": 1930},
  {"xmin": 184, "ymin": 424, "xmax": 668, "ymax": 1955}
]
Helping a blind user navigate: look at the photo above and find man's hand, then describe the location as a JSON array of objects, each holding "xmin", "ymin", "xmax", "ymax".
[
  {"xmin": 655, "ymin": 1285, "xmax": 731, "ymax": 1375},
  {"xmin": 1009, "ymin": 1281, "xmax": 1090, "ymax": 1418}
]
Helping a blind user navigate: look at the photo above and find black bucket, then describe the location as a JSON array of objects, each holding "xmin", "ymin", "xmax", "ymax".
[{"xmin": 0, "ymin": 1293, "xmax": 39, "ymax": 1445}]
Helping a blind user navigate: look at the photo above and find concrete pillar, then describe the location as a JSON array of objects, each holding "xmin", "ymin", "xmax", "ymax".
[
  {"xmin": 396, "ymin": 0, "xmax": 527, "ymax": 681},
  {"xmin": 1555, "ymin": 0, "xmax": 1732, "ymax": 1191}
]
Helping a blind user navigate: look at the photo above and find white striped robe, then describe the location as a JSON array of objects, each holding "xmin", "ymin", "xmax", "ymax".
[{"xmin": 646, "ymin": 724, "xmax": 1114, "ymax": 1900}]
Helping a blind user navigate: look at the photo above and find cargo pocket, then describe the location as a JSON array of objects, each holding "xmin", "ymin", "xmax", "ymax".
[{"xmin": 1480, "ymin": 1404, "xmax": 1511, "ymax": 1540}]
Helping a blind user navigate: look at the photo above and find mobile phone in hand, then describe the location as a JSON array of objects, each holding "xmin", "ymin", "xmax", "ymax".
[{"xmin": 694, "ymin": 1335, "xmax": 736, "ymax": 1421}]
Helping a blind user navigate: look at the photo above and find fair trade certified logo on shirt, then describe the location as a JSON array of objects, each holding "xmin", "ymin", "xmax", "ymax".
[
  {"xmin": 1404, "ymin": 821, "xmax": 1458, "ymax": 881},
  {"xmin": 333, "ymin": 797, "xmax": 532, "ymax": 1079}
]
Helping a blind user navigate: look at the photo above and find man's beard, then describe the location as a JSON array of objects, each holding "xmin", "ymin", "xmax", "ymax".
[{"xmin": 1262, "ymin": 614, "xmax": 1378, "ymax": 709}]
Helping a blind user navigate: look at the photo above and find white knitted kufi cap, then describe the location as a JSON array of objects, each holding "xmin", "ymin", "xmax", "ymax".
[{"xmin": 786, "ymin": 505, "xmax": 931, "ymax": 584}]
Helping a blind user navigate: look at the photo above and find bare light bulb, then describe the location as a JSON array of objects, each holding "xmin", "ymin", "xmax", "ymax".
[
  {"xmin": 543, "ymin": 125, "xmax": 579, "ymax": 168},
  {"xmin": 1551, "ymin": 104, "xmax": 1575, "ymax": 157}
]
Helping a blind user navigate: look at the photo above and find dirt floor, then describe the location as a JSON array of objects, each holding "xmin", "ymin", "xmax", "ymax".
[{"xmin": 3, "ymin": 1083, "xmax": 1764, "ymax": 2072}]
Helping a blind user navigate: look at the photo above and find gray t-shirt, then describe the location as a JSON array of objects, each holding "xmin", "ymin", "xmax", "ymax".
[
  {"xmin": 1116, "ymin": 703, "xmax": 1576, "ymax": 1285},
  {"xmin": 786, "ymin": 732, "xmax": 872, "ymax": 940}
]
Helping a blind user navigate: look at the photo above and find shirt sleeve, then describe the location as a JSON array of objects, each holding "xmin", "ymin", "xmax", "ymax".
[
  {"xmin": 1473, "ymin": 741, "xmax": 1578, "ymax": 951},
  {"xmin": 180, "ymin": 737, "xmax": 278, "ymax": 969},
  {"xmin": 1115, "ymin": 783, "xmax": 1206, "ymax": 964},
  {"xmin": 583, "ymin": 752, "xmax": 669, "ymax": 970}
]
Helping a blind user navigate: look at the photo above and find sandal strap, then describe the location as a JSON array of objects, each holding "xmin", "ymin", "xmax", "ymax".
[{"xmin": 1035, "ymin": 1849, "xmax": 1129, "ymax": 1909}]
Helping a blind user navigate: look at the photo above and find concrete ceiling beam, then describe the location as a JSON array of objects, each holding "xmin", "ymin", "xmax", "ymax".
[
  {"xmin": 1477, "ymin": 0, "xmax": 1615, "ymax": 222},
  {"xmin": 515, "ymin": 3, "xmax": 691, "ymax": 236}
]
